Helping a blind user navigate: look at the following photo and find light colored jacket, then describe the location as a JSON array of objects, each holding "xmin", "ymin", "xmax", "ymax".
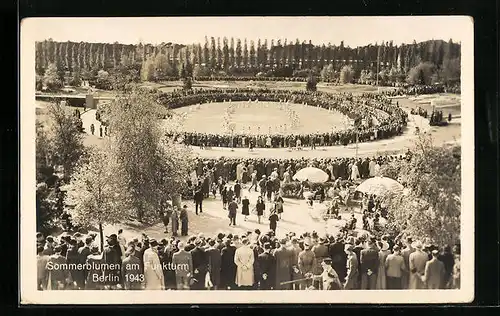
[
  {"xmin": 234, "ymin": 245, "xmax": 255, "ymax": 286},
  {"xmin": 143, "ymin": 248, "xmax": 164, "ymax": 290}
]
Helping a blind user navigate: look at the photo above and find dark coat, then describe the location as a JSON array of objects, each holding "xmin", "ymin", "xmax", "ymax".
[
  {"xmin": 360, "ymin": 246, "xmax": 380, "ymax": 274},
  {"xmin": 257, "ymin": 252, "xmax": 276, "ymax": 289},
  {"xmin": 269, "ymin": 213, "xmax": 279, "ymax": 231},
  {"xmin": 102, "ymin": 244, "xmax": 122, "ymax": 285},
  {"xmin": 273, "ymin": 246, "xmax": 293, "ymax": 289},
  {"xmin": 190, "ymin": 247, "xmax": 208, "ymax": 290},
  {"xmin": 242, "ymin": 198, "xmax": 250, "ymax": 215},
  {"xmin": 220, "ymin": 245, "xmax": 237, "ymax": 289},
  {"xmin": 329, "ymin": 241, "xmax": 347, "ymax": 281},
  {"xmin": 121, "ymin": 254, "xmax": 143, "ymax": 290},
  {"xmin": 256, "ymin": 201, "xmax": 265, "ymax": 216},
  {"xmin": 206, "ymin": 247, "xmax": 222, "ymax": 287}
]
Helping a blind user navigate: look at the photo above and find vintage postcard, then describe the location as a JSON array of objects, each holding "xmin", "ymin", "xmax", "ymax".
[{"xmin": 20, "ymin": 16, "xmax": 473, "ymax": 304}]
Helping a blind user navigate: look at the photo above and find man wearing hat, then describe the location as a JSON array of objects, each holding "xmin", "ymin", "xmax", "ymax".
[
  {"xmin": 85, "ymin": 245, "xmax": 102, "ymax": 290},
  {"xmin": 121, "ymin": 246, "xmax": 143, "ymax": 290},
  {"xmin": 317, "ymin": 258, "xmax": 342, "ymax": 290},
  {"xmin": 422, "ymin": 249, "xmax": 446, "ymax": 289},
  {"xmin": 344, "ymin": 244, "xmax": 359, "ymax": 290},
  {"xmin": 312, "ymin": 236, "xmax": 329, "ymax": 289},
  {"xmin": 45, "ymin": 245, "xmax": 72, "ymax": 290},
  {"xmin": 42, "ymin": 236, "xmax": 56, "ymax": 256},
  {"xmin": 257, "ymin": 242, "xmax": 276, "ymax": 290},
  {"xmin": 258, "ymin": 175, "xmax": 267, "ymax": 194},
  {"xmin": 360, "ymin": 238, "xmax": 379, "ymax": 290},
  {"xmin": 298, "ymin": 238, "xmax": 316, "ymax": 289},
  {"xmin": 268, "ymin": 209, "xmax": 279, "ymax": 234},
  {"xmin": 205, "ymin": 239, "xmax": 222, "ymax": 290},
  {"xmin": 401, "ymin": 237, "xmax": 415, "ymax": 289},
  {"xmin": 273, "ymin": 238, "xmax": 293, "ymax": 290},
  {"xmin": 288, "ymin": 237, "xmax": 303, "ymax": 290},
  {"xmin": 329, "ymin": 234, "xmax": 348, "ymax": 283},
  {"xmin": 385, "ymin": 245, "xmax": 406, "ymax": 289},
  {"xmin": 408, "ymin": 240, "xmax": 429, "ymax": 289},
  {"xmin": 172, "ymin": 242, "xmax": 194, "ymax": 290},
  {"xmin": 102, "ymin": 234, "xmax": 122, "ymax": 289},
  {"xmin": 220, "ymin": 238, "xmax": 237, "ymax": 290},
  {"xmin": 190, "ymin": 239, "xmax": 209, "ymax": 290},
  {"xmin": 143, "ymin": 238, "xmax": 165, "ymax": 290}
]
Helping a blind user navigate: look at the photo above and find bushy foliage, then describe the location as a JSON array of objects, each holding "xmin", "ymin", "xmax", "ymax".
[
  {"xmin": 339, "ymin": 65, "xmax": 355, "ymax": 84},
  {"xmin": 306, "ymin": 74, "xmax": 317, "ymax": 91},
  {"xmin": 383, "ymin": 134, "xmax": 461, "ymax": 246},
  {"xmin": 107, "ymin": 86, "xmax": 194, "ymax": 222},
  {"xmin": 36, "ymin": 104, "xmax": 86, "ymax": 234},
  {"xmin": 406, "ymin": 62, "xmax": 436, "ymax": 85},
  {"xmin": 43, "ymin": 63, "xmax": 63, "ymax": 91}
]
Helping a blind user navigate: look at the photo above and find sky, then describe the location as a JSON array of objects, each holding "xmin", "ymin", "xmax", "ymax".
[{"xmin": 23, "ymin": 16, "xmax": 470, "ymax": 47}]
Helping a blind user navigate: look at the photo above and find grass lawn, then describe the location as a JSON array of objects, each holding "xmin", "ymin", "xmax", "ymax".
[{"xmin": 171, "ymin": 101, "xmax": 350, "ymax": 135}]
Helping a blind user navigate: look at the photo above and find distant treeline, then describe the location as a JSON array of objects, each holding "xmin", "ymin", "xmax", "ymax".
[{"xmin": 35, "ymin": 38, "xmax": 461, "ymax": 89}]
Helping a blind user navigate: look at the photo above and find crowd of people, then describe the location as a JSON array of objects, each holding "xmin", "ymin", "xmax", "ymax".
[
  {"xmin": 36, "ymin": 226, "xmax": 461, "ymax": 291},
  {"xmin": 159, "ymin": 88, "xmax": 408, "ymax": 148},
  {"xmin": 185, "ymin": 154, "xmax": 410, "ymax": 195},
  {"xmin": 381, "ymin": 84, "xmax": 461, "ymax": 97}
]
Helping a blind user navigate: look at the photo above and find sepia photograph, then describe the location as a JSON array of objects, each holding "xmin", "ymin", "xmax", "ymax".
[{"xmin": 20, "ymin": 16, "xmax": 474, "ymax": 304}]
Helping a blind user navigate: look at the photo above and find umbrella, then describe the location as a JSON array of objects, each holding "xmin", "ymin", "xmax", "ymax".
[
  {"xmin": 292, "ymin": 167, "xmax": 329, "ymax": 183},
  {"xmin": 355, "ymin": 176, "xmax": 404, "ymax": 197}
]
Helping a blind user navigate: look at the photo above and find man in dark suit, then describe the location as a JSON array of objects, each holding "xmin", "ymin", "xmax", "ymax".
[
  {"xmin": 121, "ymin": 247, "xmax": 143, "ymax": 290},
  {"xmin": 329, "ymin": 236, "xmax": 347, "ymax": 282},
  {"xmin": 206, "ymin": 239, "xmax": 222, "ymax": 290},
  {"xmin": 360, "ymin": 239, "xmax": 379, "ymax": 290},
  {"xmin": 102, "ymin": 234, "xmax": 122, "ymax": 289},
  {"xmin": 257, "ymin": 243, "xmax": 276, "ymax": 290},
  {"xmin": 273, "ymin": 238, "xmax": 293, "ymax": 290},
  {"xmin": 194, "ymin": 187, "xmax": 204, "ymax": 215},
  {"xmin": 190, "ymin": 239, "xmax": 208, "ymax": 290},
  {"xmin": 76, "ymin": 236, "xmax": 93, "ymax": 289}
]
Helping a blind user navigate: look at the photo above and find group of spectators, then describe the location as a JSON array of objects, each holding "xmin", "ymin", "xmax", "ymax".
[
  {"xmin": 382, "ymin": 84, "xmax": 460, "ymax": 97},
  {"xmin": 36, "ymin": 226, "xmax": 461, "ymax": 291},
  {"xmin": 159, "ymin": 88, "xmax": 408, "ymax": 148},
  {"xmin": 186, "ymin": 153, "xmax": 410, "ymax": 191}
]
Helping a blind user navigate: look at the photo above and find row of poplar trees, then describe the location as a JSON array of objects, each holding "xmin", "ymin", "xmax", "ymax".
[{"xmin": 36, "ymin": 37, "xmax": 460, "ymax": 78}]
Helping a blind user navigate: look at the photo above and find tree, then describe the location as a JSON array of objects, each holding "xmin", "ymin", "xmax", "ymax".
[
  {"xmin": 69, "ymin": 67, "xmax": 82, "ymax": 87},
  {"xmin": 306, "ymin": 74, "xmax": 317, "ymax": 91},
  {"xmin": 153, "ymin": 53, "xmax": 173, "ymax": 80},
  {"xmin": 45, "ymin": 102, "xmax": 86, "ymax": 180},
  {"xmin": 107, "ymin": 87, "xmax": 193, "ymax": 222},
  {"xmin": 243, "ymin": 38, "xmax": 249, "ymax": 67},
  {"xmin": 440, "ymin": 57, "xmax": 461, "ymax": 84},
  {"xmin": 96, "ymin": 69, "xmax": 112, "ymax": 89},
  {"xmin": 140, "ymin": 57, "xmax": 156, "ymax": 81},
  {"xmin": 216, "ymin": 37, "xmax": 222, "ymax": 69},
  {"xmin": 383, "ymin": 134, "xmax": 461, "ymax": 246},
  {"xmin": 339, "ymin": 65, "xmax": 355, "ymax": 84},
  {"xmin": 222, "ymin": 37, "xmax": 229, "ymax": 70},
  {"xmin": 65, "ymin": 147, "xmax": 130, "ymax": 250},
  {"xmin": 249, "ymin": 40, "xmax": 256, "ymax": 68},
  {"xmin": 192, "ymin": 64, "xmax": 211, "ymax": 78},
  {"xmin": 406, "ymin": 62, "xmax": 436, "ymax": 85},
  {"xmin": 203, "ymin": 37, "xmax": 210, "ymax": 66},
  {"xmin": 320, "ymin": 64, "xmax": 336, "ymax": 82},
  {"xmin": 235, "ymin": 38, "xmax": 242, "ymax": 67},
  {"xmin": 43, "ymin": 63, "xmax": 63, "ymax": 91},
  {"xmin": 210, "ymin": 37, "xmax": 217, "ymax": 69}
]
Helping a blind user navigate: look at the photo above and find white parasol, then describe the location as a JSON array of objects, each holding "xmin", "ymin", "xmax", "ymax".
[
  {"xmin": 355, "ymin": 176, "xmax": 404, "ymax": 197},
  {"xmin": 292, "ymin": 167, "xmax": 329, "ymax": 183}
]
